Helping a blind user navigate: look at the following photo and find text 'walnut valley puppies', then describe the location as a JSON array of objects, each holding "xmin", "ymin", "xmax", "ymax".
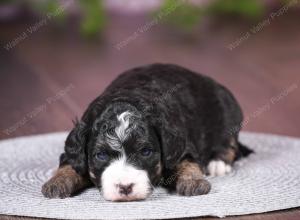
[{"xmin": 42, "ymin": 64, "xmax": 252, "ymax": 202}]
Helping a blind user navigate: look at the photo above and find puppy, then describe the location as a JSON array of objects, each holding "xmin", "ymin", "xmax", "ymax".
[{"xmin": 42, "ymin": 64, "xmax": 252, "ymax": 201}]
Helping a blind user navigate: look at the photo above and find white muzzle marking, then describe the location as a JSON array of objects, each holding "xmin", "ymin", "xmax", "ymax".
[{"xmin": 101, "ymin": 156, "xmax": 151, "ymax": 201}]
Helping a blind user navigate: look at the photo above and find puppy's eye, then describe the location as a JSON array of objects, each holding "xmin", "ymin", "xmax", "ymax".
[
  {"xmin": 95, "ymin": 151, "xmax": 109, "ymax": 161},
  {"xmin": 140, "ymin": 147, "xmax": 153, "ymax": 157},
  {"xmin": 108, "ymin": 128, "xmax": 115, "ymax": 135},
  {"xmin": 101, "ymin": 123, "xmax": 108, "ymax": 131}
]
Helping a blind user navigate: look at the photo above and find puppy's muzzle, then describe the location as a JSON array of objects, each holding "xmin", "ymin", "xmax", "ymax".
[{"xmin": 100, "ymin": 157, "xmax": 152, "ymax": 201}]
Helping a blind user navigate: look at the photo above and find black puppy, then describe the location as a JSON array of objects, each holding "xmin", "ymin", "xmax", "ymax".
[{"xmin": 42, "ymin": 64, "xmax": 252, "ymax": 201}]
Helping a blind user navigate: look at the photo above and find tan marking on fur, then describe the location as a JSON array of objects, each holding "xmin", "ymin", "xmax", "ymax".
[
  {"xmin": 176, "ymin": 160, "xmax": 203, "ymax": 181},
  {"xmin": 89, "ymin": 171, "xmax": 96, "ymax": 179},
  {"xmin": 229, "ymin": 137, "xmax": 236, "ymax": 147},
  {"xmin": 42, "ymin": 165, "xmax": 90, "ymax": 198},
  {"xmin": 54, "ymin": 165, "xmax": 89, "ymax": 188},
  {"xmin": 56, "ymin": 165, "xmax": 78, "ymax": 177},
  {"xmin": 224, "ymin": 148, "xmax": 236, "ymax": 164},
  {"xmin": 175, "ymin": 160, "xmax": 210, "ymax": 196},
  {"xmin": 156, "ymin": 162, "xmax": 162, "ymax": 176}
]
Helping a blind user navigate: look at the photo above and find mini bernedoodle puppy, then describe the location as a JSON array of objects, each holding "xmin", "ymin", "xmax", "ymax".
[{"xmin": 42, "ymin": 64, "xmax": 252, "ymax": 201}]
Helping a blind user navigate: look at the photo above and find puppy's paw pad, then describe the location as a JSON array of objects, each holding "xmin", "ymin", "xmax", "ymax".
[
  {"xmin": 176, "ymin": 178, "xmax": 211, "ymax": 196},
  {"xmin": 207, "ymin": 160, "xmax": 232, "ymax": 177},
  {"xmin": 41, "ymin": 178, "xmax": 73, "ymax": 199}
]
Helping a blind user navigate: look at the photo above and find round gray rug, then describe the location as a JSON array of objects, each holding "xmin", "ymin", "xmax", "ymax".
[{"xmin": 0, "ymin": 132, "xmax": 299, "ymax": 219}]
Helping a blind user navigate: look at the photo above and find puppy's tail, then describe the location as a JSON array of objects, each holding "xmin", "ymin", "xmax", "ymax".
[{"xmin": 236, "ymin": 142, "xmax": 253, "ymax": 159}]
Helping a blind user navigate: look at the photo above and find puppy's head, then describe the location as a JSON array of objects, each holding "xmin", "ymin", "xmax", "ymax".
[{"xmin": 87, "ymin": 104, "xmax": 162, "ymax": 201}]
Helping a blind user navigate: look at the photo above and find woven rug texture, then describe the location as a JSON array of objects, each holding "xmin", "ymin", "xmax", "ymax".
[{"xmin": 0, "ymin": 132, "xmax": 299, "ymax": 219}]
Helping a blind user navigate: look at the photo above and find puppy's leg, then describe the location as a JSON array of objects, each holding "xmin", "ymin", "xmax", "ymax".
[
  {"xmin": 176, "ymin": 160, "xmax": 211, "ymax": 196},
  {"xmin": 208, "ymin": 139, "xmax": 237, "ymax": 177},
  {"xmin": 42, "ymin": 165, "xmax": 91, "ymax": 198}
]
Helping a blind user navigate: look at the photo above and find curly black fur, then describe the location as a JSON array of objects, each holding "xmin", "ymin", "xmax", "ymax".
[{"xmin": 57, "ymin": 63, "xmax": 252, "ymax": 196}]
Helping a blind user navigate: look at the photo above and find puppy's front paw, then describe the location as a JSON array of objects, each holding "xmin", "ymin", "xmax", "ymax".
[
  {"xmin": 42, "ymin": 176, "xmax": 74, "ymax": 199},
  {"xmin": 176, "ymin": 178, "xmax": 211, "ymax": 196}
]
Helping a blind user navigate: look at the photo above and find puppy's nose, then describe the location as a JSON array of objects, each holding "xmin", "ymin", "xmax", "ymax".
[{"xmin": 118, "ymin": 183, "xmax": 134, "ymax": 195}]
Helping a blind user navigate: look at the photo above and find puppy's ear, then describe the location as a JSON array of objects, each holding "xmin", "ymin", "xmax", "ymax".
[
  {"xmin": 59, "ymin": 96, "xmax": 107, "ymax": 175},
  {"xmin": 153, "ymin": 119, "xmax": 187, "ymax": 170},
  {"xmin": 59, "ymin": 120, "xmax": 89, "ymax": 175}
]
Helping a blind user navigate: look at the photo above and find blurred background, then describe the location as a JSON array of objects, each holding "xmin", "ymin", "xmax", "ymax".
[{"xmin": 0, "ymin": 0, "xmax": 299, "ymax": 140}]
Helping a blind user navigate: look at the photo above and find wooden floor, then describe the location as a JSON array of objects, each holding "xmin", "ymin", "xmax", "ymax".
[{"xmin": 0, "ymin": 7, "xmax": 299, "ymax": 220}]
